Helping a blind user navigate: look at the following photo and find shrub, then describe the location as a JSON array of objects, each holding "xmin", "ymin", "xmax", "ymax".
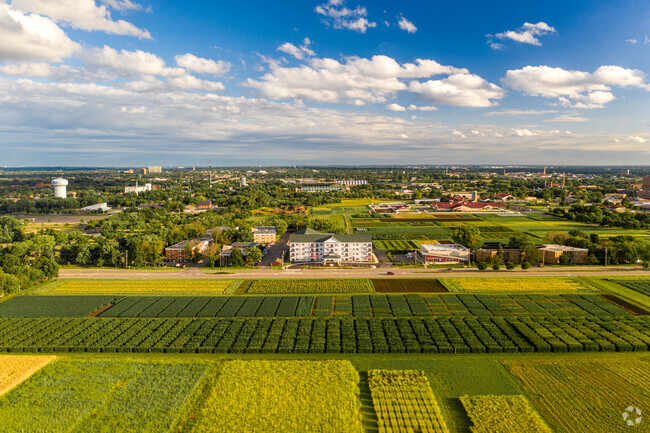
[
  {"xmin": 492, "ymin": 263, "xmax": 501, "ymax": 271},
  {"xmin": 505, "ymin": 262, "xmax": 515, "ymax": 270},
  {"xmin": 521, "ymin": 261, "xmax": 532, "ymax": 269},
  {"xmin": 477, "ymin": 262, "xmax": 488, "ymax": 271}
]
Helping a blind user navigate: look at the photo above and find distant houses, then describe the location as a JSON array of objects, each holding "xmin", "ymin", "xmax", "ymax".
[
  {"xmin": 219, "ymin": 242, "xmax": 260, "ymax": 266},
  {"xmin": 476, "ymin": 243, "xmax": 523, "ymax": 264},
  {"xmin": 164, "ymin": 237, "xmax": 211, "ymax": 262},
  {"xmin": 538, "ymin": 244, "xmax": 589, "ymax": 265}
]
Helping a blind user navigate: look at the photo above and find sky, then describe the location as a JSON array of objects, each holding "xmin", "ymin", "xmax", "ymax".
[{"xmin": 0, "ymin": 0, "xmax": 649, "ymax": 167}]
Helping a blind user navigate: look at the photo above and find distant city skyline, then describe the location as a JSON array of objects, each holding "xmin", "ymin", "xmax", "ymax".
[{"xmin": 0, "ymin": 0, "xmax": 649, "ymax": 165}]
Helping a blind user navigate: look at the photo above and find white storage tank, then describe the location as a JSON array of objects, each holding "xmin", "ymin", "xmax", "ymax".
[{"xmin": 52, "ymin": 178, "xmax": 68, "ymax": 199}]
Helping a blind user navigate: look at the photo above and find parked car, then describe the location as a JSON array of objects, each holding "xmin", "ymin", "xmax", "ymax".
[{"xmin": 386, "ymin": 271, "xmax": 395, "ymax": 275}]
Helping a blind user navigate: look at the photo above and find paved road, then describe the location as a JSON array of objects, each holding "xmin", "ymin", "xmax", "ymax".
[
  {"xmin": 260, "ymin": 233, "xmax": 289, "ymax": 267},
  {"xmin": 59, "ymin": 266, "xmax": 650, "ymax": 279}
]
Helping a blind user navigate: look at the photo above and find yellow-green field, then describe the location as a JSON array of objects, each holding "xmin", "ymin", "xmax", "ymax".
[
  {"xmin": 441, "ymin": 277, "xmax": 595, "ymax": 293},
  {"xmin": 33, "ymin": 279, "xmax": 243, "ymax": 296}
]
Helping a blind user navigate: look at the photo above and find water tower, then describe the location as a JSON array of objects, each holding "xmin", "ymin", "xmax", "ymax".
[{"xmin": 52, "ymin": 178, "xmax": 68, "ymax": 198}]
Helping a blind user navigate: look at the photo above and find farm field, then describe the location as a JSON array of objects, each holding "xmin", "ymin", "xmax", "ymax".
[
  {"xmin": 0, "ymin": 355, "xmax": 55, "ymax": 396},
  {"xmin": 460, "ymin": 394, "xmax": 552, "ymax": 433},
  {"xmin": 244, "ymin": 278, "xmax": 375, "ymax": 294},
  {"xmin": 371, "ymin": 278, "xmax": 448, "ymax": 293},
  {"xmin": 442, "ymin": 277, "xmax": 595, "ymax": 293},
  {"xmin": 611, "ymin": 279, "xmax": 650, "ymax": 298},
  {"xmin": 182, "ymin": 360, "xmax": 364, "ymax": 433},
  {"xmin": 0, "ymin": 353, "xmax": 646, "ymax": 432},
  {"xmin": 368, "ymin": 369, "xmax": 449, "ymax": 433},
  {"xmin": 0, "ymin": 295, "xmax": 117, "ymax": 317},
  {"xmin": 0, "ymin": 358, "xmax": 208, "ymax": 432},
  {"xmin": 0, "ymin": 312, "xmax": 648, "ymax": 354},
  {"xmin": 1, "ymin": 292, "xmax": 638, "ymax": 319},
  {"xmin": 33, "ymin": 279, "xmax": 243, "ymax": 296},
  {"xmin": 504, "ymin": 358, "xmax": 650, "ymax": 433}
]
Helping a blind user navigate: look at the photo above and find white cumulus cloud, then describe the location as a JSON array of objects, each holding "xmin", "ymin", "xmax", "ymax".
[
  {"xmin": 11, "ymin": 0, "xmax": 151, "ymax": 39},
  {"xmin": 83, "ymin": 46, "xmax": 184, "ymax": 77},
  {"xmin": 502, "ymin": 65, "xmax": 650, "ymax": 108},
  {"xmin": 0, "ymin": 4, "xmax": 80, "ymax": 62},
  {"xmin": 409, "ymin": 74, "xmax": 505, "ymax": 107},
  {"xmin": 386, "ymin": 103, "xmax": 406, "ymax": 111},
  {"xmin": 277, "ymin": 39, "xmax": 315, "ymax": 60},
  {"xmin": 175, "ymin": 53, "xmax": 231, "ymax": 76},
  {"xmin": 398, "ymin": 15, "xmax": 417, "ymax": 33},
  {"xmin": 245, "ymin": 54, "xmax": 471, "ymax": 105},
  {"xmin": 488, "ymin": 22, "xmax": 556, "ymax": 49},
  {"xmin": 315, "ymin": 0, "xmax": 376, "ymax": 33},
  {"xmin": 628, "ymin": 136, "xmax": 647, "ymax": 143}
]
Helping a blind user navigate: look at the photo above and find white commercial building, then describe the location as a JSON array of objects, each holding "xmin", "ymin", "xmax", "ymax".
[
  {"xmin": 52, "ymin": 178, "xmax": 68, "ymax": 198},
  {"xmin": 289, "ymin": 228, "xmax": 373, "ymax": 264},
  {"xmin": 125, "ymin": 183, "xmax": 152, "ymax": 194},
  {"xmin": 420, "ymin": 244, "xmax": 470, "ymax": 264},
  {"xmin": 79, "ymin": 202, "xmax": 112, "ymax": 212}
]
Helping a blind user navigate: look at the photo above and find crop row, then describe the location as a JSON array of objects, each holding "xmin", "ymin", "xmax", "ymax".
[
  {"xmin": 246, "ymin": 279, "xmax": 375, "ymax": 294},
  {"xmin": 369, "ymin": 370, "xmax": 449, "ymax": 433},
  {"xmin": 612, "ymin": 280, "xmax": 650, "ymax": 298},
  {"xmin": 0, "ymin": 315, "xmax": 648, "ymax": 354},
  {"xmin": 92, "ymin": 293, "xmax": 633, "ymax": 319}
]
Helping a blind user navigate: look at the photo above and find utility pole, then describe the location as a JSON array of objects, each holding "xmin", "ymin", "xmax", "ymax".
[
  {"xmin": 604, "ymin": 247, "xmax": 608, "ymax": 267},
  {"xmin": 125, "ymin": 250, "xmax": 128, "ymax": 268}
]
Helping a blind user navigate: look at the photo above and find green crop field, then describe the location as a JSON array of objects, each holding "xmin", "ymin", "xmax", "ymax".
[
  {"xmin": 181, "ymin": 360, "xmax": 364, "ymax": 433},
  {"xmin": 34, "ymin": 279, "xmax": 243, "ymax": 296},
  {"xmin": 244, "ymin": 278, "xmax": 375, "ymax": 294},
  {"xmin": 0, "ymin": 295, "xmax": 118, "ymax": 317},
  {"xmin": 0, "ymin": 359, "xmax": 208, "ymax": 432}
]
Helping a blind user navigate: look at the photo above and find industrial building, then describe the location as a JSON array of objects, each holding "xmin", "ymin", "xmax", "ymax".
[
  {"xmin": 419, "ymin": 244, "xmax": 470, "ymax": 264},
  {"xmin": 52, "ymin": 178, "xmax": 68, "ymax": 199},
  {"xmin": 79, "ymin": 202, "xmax": 112, "ymax": 213},
  {"xmin": 289, "ymin": 228, "xmax": 372, "ymax": 264},
  {"xmin": 148, "ymin": 166, "xmax": 162, "ymax": 173}
]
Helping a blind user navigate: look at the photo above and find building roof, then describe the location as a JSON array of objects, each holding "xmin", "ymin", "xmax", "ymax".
[
  {"xmin": 166, "ymin": 237, "xmax": 211, "ymax": 250},
  {"xmin": 479, "ymin": 242, "xmax": 521, "ymax": 251},
  {"xmin": 420, "ymin": 243, "xmax": 469, "ymax": 259},
  {"xmin": 539, "ymin": 244, "xmax": 589, "ymax": 253},
  {"xmin": 290, "ymin": 230, "xmax": 372, "ymax": 243},
  {"xmin": 252, "ymin": 226, "xmax": 276, "ymax": 233}
]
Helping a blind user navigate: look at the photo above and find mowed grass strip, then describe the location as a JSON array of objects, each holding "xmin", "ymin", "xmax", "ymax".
[
  {"xmin": 442, "ymin": 277, "xmax": 594, "ymax": 293},
  {"xmin": 372, "ymin": 279, "xmax": 448, "ymax": 293},
  {"xmin": 0, "ymin": 296, "xmax": 118, "ymax": 317},
  {"xmin": 0, "ymin": 359, "xmax": 208, "ymax": 433},
  {"xmin": 504, "ymin": 359, "xmax": 650, "ymax": 433},
  {"xmin": 460, "ymin": 395, "xmax": 552, "ymax": 433},
  {"xmin": 181, "ymin": 360, "xmax": 364, "ymax": 433},
  {"xmin": 246, "ymin": 279, "xmax": 375, "ymax": 294},
  {"xmin": 38, "ymin": 279, "xmax": 243, "ymax": 296},
  {"xmin": 0, "ymin": 355, "xmax": 55, "ymax": 396}
]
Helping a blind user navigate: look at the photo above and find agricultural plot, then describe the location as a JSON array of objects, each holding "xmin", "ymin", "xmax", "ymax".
[
  {"xmin": 373, "ymin": 240, "xmax": 423, "ymax": 251},
  {"xmin": 611, "ymin": 279, "xmax": 650, "ymax": 298},
  {"xmin": 372, "ymin": 279, "xmax": 448, "ymax": 293},
  {"xmin": 308, "ymin": 214, "xmax": 347, "ymax": 233},
  {"xmin": 0, "ymin": 359, "xmax": 208, "ymax": 433},
  {"xmin": 442, "ymin": 277, "xmax": 594, "ymax": 293},
  {"xmin": 182, "ymin": 360, "xmax": 364, "ymax": 433},
  {"xmin": 0, "ymin": 295, "xmax": 117, "ymax": 317},
  {"xmin": 368, "ymin": 369, "xmax": 449, "ymax": 433},
  {"xmin": 14, "ymin": 292, "xmax": 632, "ymax": 319},
  {"xmin": 0, "ymin": 355, "xmax": 55, "ymax": 396},
  {"xmin": 1, "ymin": 313, "xmax": 649, "ymax": 354},
  {"xmin": 460, "ymin": 395, "xmax": 552, "ymax": 433},
  {"xmin": 36, "ymin": 279, "xmax": 243, "ymax": 296},
  {"xmin": 505, "ymin": 358, "xmax": 650, "ymax": 433},
  {"xmin": 245, "ymin": 279, "xmax": 375, "ymax": 294}
]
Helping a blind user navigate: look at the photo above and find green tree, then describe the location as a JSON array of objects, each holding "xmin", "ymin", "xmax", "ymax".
[
  {"xmin": 230, "ymin": 247, "xmax": 245, "ymax": 267},
  {"xmin": 33, "ymin": 256, "xmax": 59, "ymax": 279},
  {"xmin": 452, "ymin": 224, "xmax": 481, "ymax": 250},
  {"xmin": 558, "ymin": 253, "xmax": 572, "ymax": 265},
  {"xmin": 245, "ymin": 247, "xmax": 262, "ymax": 265}
]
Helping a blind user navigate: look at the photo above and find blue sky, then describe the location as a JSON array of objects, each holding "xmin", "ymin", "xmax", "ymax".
[{"xmin": 0, "ymin": 0, "xmax": 649, "ymax": 166}]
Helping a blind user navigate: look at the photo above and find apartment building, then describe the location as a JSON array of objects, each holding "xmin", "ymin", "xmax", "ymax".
[
  {"xmin": 476, "ymin": 243, "xmax": 523, "ymax": 264},
  {"xmin": 165, "ymin": 238, "xmax": 211, "ymax": 262},
  {"xmin": 289, "ymin": 228, "xmax": 372, "ymax": 264},
  {"xmin": 252, "ymin": 226, "xmax": 277, "ymax": 243}
]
